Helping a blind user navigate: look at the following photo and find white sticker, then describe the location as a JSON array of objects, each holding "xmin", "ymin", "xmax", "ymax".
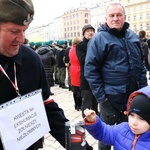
[{"xmin": 70, "ymin": 122, "xmax": 75, "ymax": 134}]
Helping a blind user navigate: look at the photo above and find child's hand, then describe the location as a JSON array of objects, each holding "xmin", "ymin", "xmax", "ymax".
[{"xmin": 84, "ymin": 109, "xmax": 96, "ymax": 123}]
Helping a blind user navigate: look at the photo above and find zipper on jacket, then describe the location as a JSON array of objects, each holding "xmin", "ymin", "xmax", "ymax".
[{"xmin": 131, "ymin": 135, "xmax": 140, "ymax": 150}]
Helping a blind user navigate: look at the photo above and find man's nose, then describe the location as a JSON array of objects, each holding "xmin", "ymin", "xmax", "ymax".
[
  {"xmin": 113, "ymin": 15, "xmax": 119, "ymax": 20},
  {"xmin": 16, "ymin": 32, "xmax": 25, "ymax": 43}
]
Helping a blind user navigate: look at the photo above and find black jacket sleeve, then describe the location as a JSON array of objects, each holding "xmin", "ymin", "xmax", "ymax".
[{"xmin": 45, "ymin": 101, "xmax": 69, "ymax": 148}]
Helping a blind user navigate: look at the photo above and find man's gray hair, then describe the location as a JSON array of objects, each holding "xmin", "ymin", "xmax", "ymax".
[{"xmin": 106, "ymin": 2, "xmax": 126, "ymax": 15}]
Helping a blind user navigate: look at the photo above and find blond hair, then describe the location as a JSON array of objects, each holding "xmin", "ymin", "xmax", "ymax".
[{"xmin": 72, "ymin": 37, "xmax": 81, "ymax": 45}]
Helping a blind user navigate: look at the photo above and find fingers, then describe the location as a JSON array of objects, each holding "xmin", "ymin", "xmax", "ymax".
[{"xmin": 84, "ymin": 108, "xmax": 95, "ymax": 116}]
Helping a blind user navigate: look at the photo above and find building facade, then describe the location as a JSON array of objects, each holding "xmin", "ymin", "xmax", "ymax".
[
  {"xmin": 120, "ymin": 0, "xmax": 150, "ymax": 35},
  {"xmin": 25, "ymin": 0, "xmax": 150, "ymax": 43},
  {"xmin": 63, "ymin": 7, "xmax": 91, "ymax": 40}
]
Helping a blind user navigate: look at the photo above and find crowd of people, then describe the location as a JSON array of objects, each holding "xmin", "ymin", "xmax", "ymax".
[{"xmin": 1, "ymin": 0, "xmax": 150, "ymax": 150}]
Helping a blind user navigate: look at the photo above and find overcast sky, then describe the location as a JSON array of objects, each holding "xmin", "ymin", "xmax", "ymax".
[{"xmin": 30, "ymin": 0, "xmax": 98, "ymax": 27}]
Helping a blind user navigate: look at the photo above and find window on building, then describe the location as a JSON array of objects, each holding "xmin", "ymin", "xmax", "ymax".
[
  {"xmin": 85, "ymin": 19, "xmax": 88, "ymax": 24},
  {"xmin": 85, "ymin": 13, "xmax": 88, "ymax": 17},
  {"xmin": 146, "ymin": 13, "xmax": 150, "ymax": 19},
  {"xmin": 133, "ymin": 6, "xmax": 136, "ymax": 12},
  {"xmin": 78, "ymin": 32, "xmax": 80, "ymax": 36},
  {"xmin": 133, "ymin": 25, "xmax": 137, "ymax": 31},
  {"xmin": 133, "ymin": 15, "xmax": 136, "ymax": 21},
  {"xmin": 146, "ymin": 23, "xmax": 150, "ymax": 30},
  {"xmin": 139, "ymin": 14, "xmax": 143, "ymax": 20},
  {"xmin": 74, "ymin": 32, "xmax": 76, "ymax": 36},
  {"xmin": 127, "ymin": 7, "xmax": 130, "ymax": 13},
  {"xmin": 146, "ymin": 3, "xmax": 150, "ymax": 9},
  {"xmin": 128, "ymin": 16, "xmax": 130, "ymax": 22},
  {"xmin": 139, "ymin": 5, "xmax": 143, "ymax": 11},
  {"xmin": 140, "ymin": 24, "xmax": 143, "ymax": 30}
]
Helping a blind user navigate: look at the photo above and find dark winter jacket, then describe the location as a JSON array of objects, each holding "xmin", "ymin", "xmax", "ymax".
[
  {"xmin": 76, "ymin": 37, "xmax": 91, "ymax": 90},
  {"xmin": 64, "ymin": 47, "xmax": 71, "ymax": 64},
  {"xmin": 84, "ymin": 86, "xmax": 150, "ymax": 150},
  {"xmin": 55, "ymin": 47, "xmax": 66, "ymax": 68},
  {"xmin": 84, "ymin": 22, "xmax": 147, "ymax": 103},
  {"xmin": 38, "ymin": 46, "xmax": 56, "ymax": 86},
  {"xmin": 140, "ymin": 39, "xmax": 150, "ymax": 70},
  {"xmin": 0, "ymin": 45, "xmax": 68, "ymax": 149}
]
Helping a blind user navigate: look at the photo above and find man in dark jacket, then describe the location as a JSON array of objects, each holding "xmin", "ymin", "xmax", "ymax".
[
  {"xmin": 0, "ymin": 0, "xmax": 68, "ymax": 149},
  {"xmin": 84, "ymin": 3, "xmax": 147, "ymax": 150},
  {"xmin": 139, "ymin": 30, "xmax": 150, "ymax": 79},
  {"xmin": 55, "ymin": 40, "xmax": 69, "ymax": 89},
  {"xmin": 76, "ymin": 24, "xmax": 98, "ymax": 117},
  {"xmin": 0, "ymin": 1, "xmax": 93, "ymax": 150}
]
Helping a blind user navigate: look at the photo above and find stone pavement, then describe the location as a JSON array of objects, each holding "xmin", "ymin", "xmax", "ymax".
[{"xmin": 39, "ymin": 84, "xmax": 98, "ymax": 150}]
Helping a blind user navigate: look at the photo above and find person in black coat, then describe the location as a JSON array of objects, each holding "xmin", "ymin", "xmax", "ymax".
[
  {"xmin": 76, "ymin": 25, "xmax": 98, "ymax": 117},
  {"xmin": 38, "ymin": 46, "xmax": 56, "ymax": 95},
  {"xmin": 139, "ymin": 30, "xmax": 150, "ymax": 79},
  {"xmin": 0, "ymin": 1, "xmax": 93, "ymax": 150}
]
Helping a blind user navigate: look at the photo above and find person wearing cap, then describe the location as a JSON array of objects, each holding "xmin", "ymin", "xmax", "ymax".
[
  {"xmin": 83, "ymin": 85, "xmax": 150, "ymax": 150},
  {"xmin": 29, "ymin": 41, "xmax": 35, "ymax": 50},
  {"xmin": 0, "ymin": 0, "xmax": 70, "ymax": 150},
  {"xmin": 84, "ymin": 3, "xmax": 147, "ymax": 150},
  {"xmin": 55, "ymin": 40, "xmax": 69, "ymax": 89},
  {"xmin": 24, "ymin": 38, "xmax": 30, "ymax": 47},
  {"xmin": 76, "ymin": 24, "xmax": 99, "ymax": 117}
]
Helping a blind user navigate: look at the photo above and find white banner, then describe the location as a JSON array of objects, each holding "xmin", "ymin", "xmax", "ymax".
[{"xmin": 0, "ymin": 90, "xmax": 50, "ymax": 150}]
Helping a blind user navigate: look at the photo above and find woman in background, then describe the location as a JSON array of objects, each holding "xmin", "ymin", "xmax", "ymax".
[{"xmin": 69, "ymin": 37, "xmax": 82, "ymax": 111}]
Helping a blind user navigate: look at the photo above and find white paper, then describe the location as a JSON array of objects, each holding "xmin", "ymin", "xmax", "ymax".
[{"xmin": 0, "ymin": 90, "xmax": 50, "ymax": 150}]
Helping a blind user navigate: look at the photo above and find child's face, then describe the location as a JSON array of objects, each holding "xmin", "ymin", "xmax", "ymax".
[{"xmin": 128, "ymin": 112, "xmax": 150, "ymax": 135}]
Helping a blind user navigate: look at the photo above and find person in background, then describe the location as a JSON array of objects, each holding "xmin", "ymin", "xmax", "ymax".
[
  {"xmin": 0, "ymin": 1, "xmax": 94, "ymax": 150},
  {"xmin": 84, "ymin": 3, "xmax": 147, "ymax": 150},
  {"xmin": 84, "ymin": 86, "xmax": 150, "ymax": 150},
  {"xmin": 146, "ymin": 37, "xmax": 150, "ymax": 49},
  {"xmin": 29, "ymin": 41, "xmax": 35, "ymax": 50},
  {"xmin": 34, "ymin": 41, "xmax": 43, "ymax": 53},
  {"xmin": 76, "ymin": 24, "xmax": 98, "ymax": 117},
  {"xmin": 23, "ymin": 38, "xmax": 30, "ymax": 47},
  {"xmin": 69, "ymin": 37, "xmax": 82, "ymax": 111},
  {"xmin": 38, "ymin": 45, "xmax": 56, "ymax": 95},
  {"xmin": 51, "ymin": 41, "xmax": 59, "ymax": 85},
  {"xmin": 64, "ymin": 39, "xmax": 72, "ymax": 91},
  {"xmin": 55, "ymin": 40, "xmax": 68, "ymax": 89},
  {"xmin": 138, "ymin": 30, "xmax": 150, "ymax": 80}
]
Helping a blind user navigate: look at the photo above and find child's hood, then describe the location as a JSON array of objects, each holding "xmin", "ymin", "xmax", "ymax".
[{"xmin": 126, "ymin": 86, "xmax": 150, "ymax": 113}]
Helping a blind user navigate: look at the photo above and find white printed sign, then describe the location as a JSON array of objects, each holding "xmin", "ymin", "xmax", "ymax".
[{"xmin": 0, "ymin": 90, "xmax": 50, "ymax": 150}]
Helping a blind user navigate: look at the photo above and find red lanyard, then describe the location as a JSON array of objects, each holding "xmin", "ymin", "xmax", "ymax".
[{"xmin": 0, "ymin": 62, "xmax": 20, "ymax": 96}]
